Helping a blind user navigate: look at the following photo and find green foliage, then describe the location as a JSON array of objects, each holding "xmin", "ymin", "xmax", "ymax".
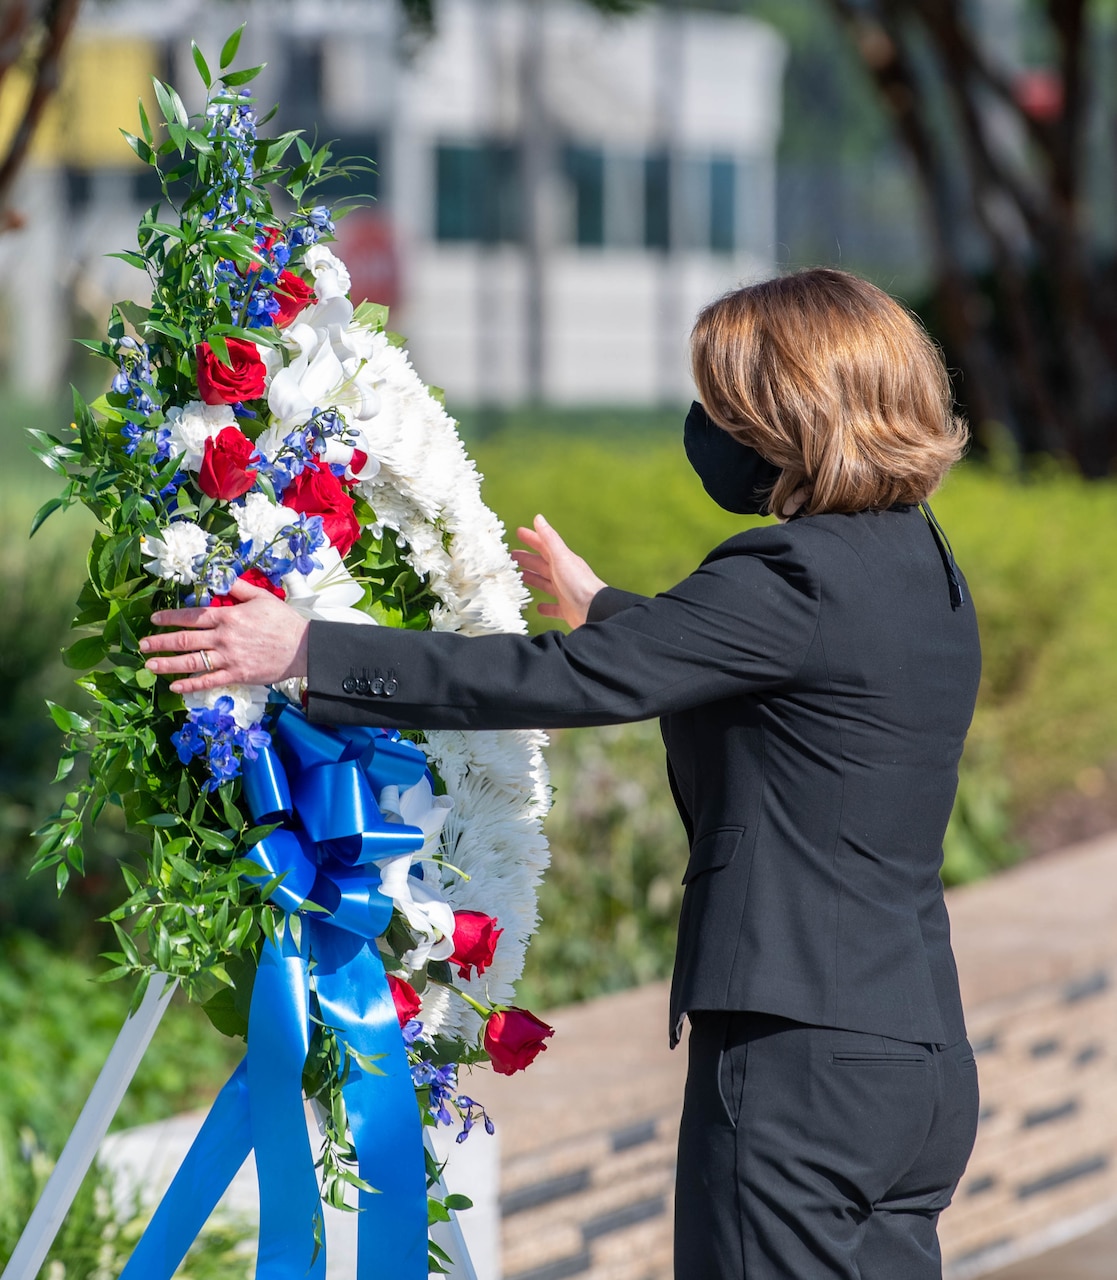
[
  {"xmin": 0, "ymin": 1120, "xmax": 255, "ymax": 1280},
  {"xmin": 0, "ymin": 935, "xmax": 241, "ymax": 1152},
  {"xmin": 0, "ymin": 935, "xmax": 248, "ymax": 1278}
]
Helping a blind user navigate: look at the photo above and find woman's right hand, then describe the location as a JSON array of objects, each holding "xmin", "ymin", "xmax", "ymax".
[{"xmin": 513, "ymin": 514, "xmax": 608, "ymax": 629}]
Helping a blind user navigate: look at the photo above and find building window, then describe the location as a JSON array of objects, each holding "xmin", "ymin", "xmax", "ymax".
[
  {"xmin": 562, "ymin": 145, "xmax": 605, "ymax": 247},
  {"xmin": 710, "ymin": 157, "xmax": 736, "ymax": 254},
  {"xmin": 435, "ymin": 142, "xmax": 521, "ymax": 244},
  {"xmin": 644, "ymin": 151, "xmax": 670, "ymax": 250},
  {"xmin": 285, "ymin": 42, "xmax": 324, "ymax": 126}
]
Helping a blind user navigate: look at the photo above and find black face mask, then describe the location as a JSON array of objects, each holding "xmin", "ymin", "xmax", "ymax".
[{"xmin": 683, "ymin": 401, "xmax": 782, "ymax": 516}]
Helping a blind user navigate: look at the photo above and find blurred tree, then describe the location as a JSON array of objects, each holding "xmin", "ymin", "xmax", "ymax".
[
  {"xmin": 0, "ymin": 0, "xmax": 82, "ymax": 227},
  {"xmin": 674, "ymin": 0, "xmax": 1117, "ymax": 472},
  {"xmin": 816, "ymin": 0, "xmax": 1117, "ymax": 473}
]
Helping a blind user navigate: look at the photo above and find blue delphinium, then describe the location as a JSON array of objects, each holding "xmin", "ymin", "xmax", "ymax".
[
  {"xmin": 289, "ymin": 205, "xmax": 334, "ymax": 248},
  {"xmin": 255, "ymin": 427, "xmax": 315, "ymax": 492},
  {"xmin": 407, "ymin": 1059, "xmax": 494, "ymax": 1141},
  {"xmin": 455, "ymin": 1095, "xmax": 495, "ymax": 1144},
  {"xmin": 112, "ymin": 337, "xmax": 158, "ymax": 452},
  {"xmin": 235, "ymin": 512, "xmax": 326, "ymax": 589},
  {"xmin": 201, "ymin": 87, "xmax": 258, "ymax": 233},
  {"xmin": 170, "ymin": 696, "xmax": 272, "ymax": 789},
  {"xmin": 411, "ymin": 1060, "xmax": 458, "ymax": 1126}
]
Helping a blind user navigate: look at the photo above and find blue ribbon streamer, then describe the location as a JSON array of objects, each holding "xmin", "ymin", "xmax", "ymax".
[{"xmin": 121, "ymin": 704, "xmax": 431, "ymax": 1280}]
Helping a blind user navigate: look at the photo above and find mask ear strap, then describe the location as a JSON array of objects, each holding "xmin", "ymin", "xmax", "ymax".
[{"xmin": 920, "ymin": 502, "xmax": 965, "ymax": 609}]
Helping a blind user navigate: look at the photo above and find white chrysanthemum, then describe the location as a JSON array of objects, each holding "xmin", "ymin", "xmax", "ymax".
[
  {"xmin": 184, "ymin": 682, "xmax": 269, "ymax": 730},
  {"xmin": 230, "ymin": 491, "xmax": 297, "ymax": 553},
  {"xmin": 164, "ymin": 401, "xmax": 238, "ymax": 470},
  {"xmin": 141, "ymin": 521, "xmax": 210, "ymax": 585},
  {"xmin": 245, "ymin": 246, "xmax": 553, "ymax": 1044}
]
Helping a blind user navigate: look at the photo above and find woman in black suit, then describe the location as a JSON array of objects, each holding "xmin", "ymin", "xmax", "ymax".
[{"xmin": 145, "ymin": 268, "xmax": 981, "ymax": 1279}]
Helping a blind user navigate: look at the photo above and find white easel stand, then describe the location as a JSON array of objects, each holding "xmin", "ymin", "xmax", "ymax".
[
  {"xmin": 1, "ymin": 974, "xmax": 175, "ymax": 1280},
  {"xmin": 2, "ymin": 971, "xmax": 488, "ymax": 1280},
  {"xmin": 428, "ymin": 1123, "xmax": 497, "ymax": 1280}
]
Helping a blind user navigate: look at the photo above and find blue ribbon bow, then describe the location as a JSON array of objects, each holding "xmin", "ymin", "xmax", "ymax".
[{"xmin": 120, "ymin": 704, "xmax": 432, "ymax": 1280}]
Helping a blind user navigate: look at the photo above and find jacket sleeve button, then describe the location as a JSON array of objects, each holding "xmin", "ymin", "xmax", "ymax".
[
  {"xmin": 355, "ymin": 677, "xmax": 370, "ymax": 695},
  {"xmin": 383, "ymin": 673, "xmax": 398, "ymax": 696},
  {"xmin": 342, "ymin": 676, "xmax": 357, "ymax": 694}
]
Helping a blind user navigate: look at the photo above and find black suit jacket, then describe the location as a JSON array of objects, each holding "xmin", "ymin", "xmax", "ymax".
[{"xmin": 306, "ymin": 505, "xmax": 981, "ymax": 1047}]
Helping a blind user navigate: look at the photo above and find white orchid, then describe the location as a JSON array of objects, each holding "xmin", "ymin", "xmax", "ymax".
[
  {"xmin": 304, "ymin": 244, "xmax": 352, "ymax": 300},
  {"xmin": 282, "ymin": 545, "xmax": 377, "ymax": 625},
  {"xmin": 376, "ymin": 777, "xmax": 457, "ymax": 970}
]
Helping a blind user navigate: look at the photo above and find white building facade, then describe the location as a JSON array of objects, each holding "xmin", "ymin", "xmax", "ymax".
[{"xmin": 2, "ymin": 0, "xmax": 785, "ymax": 407}]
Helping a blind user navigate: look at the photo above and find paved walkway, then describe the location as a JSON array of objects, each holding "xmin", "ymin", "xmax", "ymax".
[{"xmin": 985, "ymin": 1213, "xmax": 1117, "ymax": 1279}]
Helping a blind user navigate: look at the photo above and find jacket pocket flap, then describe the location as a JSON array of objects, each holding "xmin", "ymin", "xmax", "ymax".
[{"xmin": 682, "ymin": 826, "xmax": 744, "ymax": 885}]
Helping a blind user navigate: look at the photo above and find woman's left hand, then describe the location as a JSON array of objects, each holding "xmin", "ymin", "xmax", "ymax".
[{"xmin": 140, "ymin": 578, "xmax": 310, "ymax": 694}]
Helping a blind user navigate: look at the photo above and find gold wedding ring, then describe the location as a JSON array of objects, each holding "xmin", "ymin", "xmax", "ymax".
[{"xmin": 199, "ymin": 649, "xmax": 214, "ymax": 673}]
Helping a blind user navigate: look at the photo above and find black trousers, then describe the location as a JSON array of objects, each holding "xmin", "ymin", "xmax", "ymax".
[{"xmin": 675, "ymin": 1012, "xmax": 979, "ymax": 1279}]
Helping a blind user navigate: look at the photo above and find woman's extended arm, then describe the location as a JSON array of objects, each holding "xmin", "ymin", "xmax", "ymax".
[
  {"xmin": 143, "ymin": 513, "xmax": 610, "ymax": 692},
  {"xmin": 141, "ymin": 522, "xmax": 820, "ymax": 731}
]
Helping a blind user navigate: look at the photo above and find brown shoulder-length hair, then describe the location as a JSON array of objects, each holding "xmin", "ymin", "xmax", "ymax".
[{"xmin": 690, "ymin": 268, "xmax": 967, "ymax": 517}]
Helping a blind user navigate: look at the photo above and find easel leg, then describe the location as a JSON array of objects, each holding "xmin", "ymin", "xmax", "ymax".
[
  {"xmin": 1, "ymin": 974, "xmax": 176, "ymax": 1280},
  {"xmin": 425, "ymin": 1130, "xmax": 482, "ymax": 1280}
]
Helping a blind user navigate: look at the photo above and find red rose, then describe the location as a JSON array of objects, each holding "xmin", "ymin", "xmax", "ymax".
[
  {"xmin": 281, "ymin": 458, "xmax": 360, "ymax": 556},
  {"xmin": 450, "ymin": 911, "xmax": 503, "ymax": 981},
  {"xmin": 484, "ymin": 1008, "xmax": 554, "ymax": 1076},
  {"xmin": 387, "ymin": 974, "xmax": 421, "ymax": 1029},
  {"xmin": 274, "ymin": 271, "xmax": 313, "ymax": 327},
  {"xmin": 198, "ymin": 426, "xmax": 258, "ymax": 501},
  {"xmin": 196, "ymin": 338, "xmax": 267, "ymax": 405},
  {"xmin": 209, "ymin": 568, "xmax": 286, "ymax": 608}
]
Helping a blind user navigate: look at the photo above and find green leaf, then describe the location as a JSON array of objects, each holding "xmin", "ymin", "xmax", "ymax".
[
  {"xmin": 207, "ymin": 332, "xmax": 231, "ymax": 366},
  {"xmin": 353, "ymin": 301, "xmax": 389, "ymax": 330},
  {"xmin": 167, "ymin": 854, "xmax": 202, "ymax": 883},
  {"xmin": 107, "ymin": 250, "xmax": 148, "ymax": 271},
  {"xmin": 220, "ymin": 24, "xmax": 245, "ymax": 69},
  {"xmin": 55, "ymin": 862, "xmax": 70, "ymax": 893},
  {"xmin": 197, "ymin": 829, "xmax": 235, "ymax": 853},
  {"xmin": 62, "ymin": 636, "xmax": 107, "ymax": 670},
  {"xmin": 137, "ymin": 97, "xmax": 153, "ymax": 146},
  {"xmin": 117, "ymin": 298, "xmax": 151, "ymax": 331},
  {"xmin": 120, "ymin": 131, "xmax": 154, "ymax": 165},
  {"xmin": 168, "ymin": 121, "xmax": 189, "ymax": 156},
  {"xmin": 29, "ymin": 497, "xmax": 65, "ymax": 536},
  {"xmin": 153, "ymin": 77, "xmax": 189, "ymax": 128},
  {"xmin": 46, "ymin": 701, "xmax": 90, "ymax": 734},
  {"xmin": 146, "ymin": 813, "xmax": 183, "ymax": 828},
  {"xmin": 221, "ymin": 64, "xmax": 265, "ymax": 88},
  {"xmin": 191, "ymin": 41, "xmax": 212, "ymax": 88},
  {"xmin": 96, "ymin": 964, "xmax": 135, "ymax": 984}
]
